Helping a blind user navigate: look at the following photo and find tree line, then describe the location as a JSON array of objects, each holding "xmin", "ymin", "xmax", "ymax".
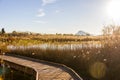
[{"xmin": 1, "ymin": 25, "xmax": 120, "ymax": 36}]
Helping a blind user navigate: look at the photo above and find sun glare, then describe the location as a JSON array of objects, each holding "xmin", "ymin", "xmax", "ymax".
[{"xmin": 107, "ymin": 0, "xmax": 120, "ymax": 20}]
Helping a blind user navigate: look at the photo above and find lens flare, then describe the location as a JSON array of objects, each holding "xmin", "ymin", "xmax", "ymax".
[{"xmin": 89, "ymin": 62, "xmax": 107, "ymax": 79}]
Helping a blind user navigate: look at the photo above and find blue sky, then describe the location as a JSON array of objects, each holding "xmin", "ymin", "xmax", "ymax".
[{"xmin": 0, "ymin": 0, "xmax": 116, "ymax": 34}]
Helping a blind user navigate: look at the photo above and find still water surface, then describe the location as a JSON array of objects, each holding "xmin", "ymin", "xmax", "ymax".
[
  {"xmin": 0, "ymin": 64, "xmax": 35, "ymax": 80},
  {"xmin": 7, "ymin": 42, "xmax": 102, "ymax": 50}
]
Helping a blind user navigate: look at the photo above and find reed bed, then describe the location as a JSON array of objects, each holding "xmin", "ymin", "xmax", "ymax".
[
  {"xmin": 7, "ymin": 36, "xmax": 120, "ymax": 80},
  {"xmin": 0, "ymin": 34, "xmax": 119, "ymax": 80}
]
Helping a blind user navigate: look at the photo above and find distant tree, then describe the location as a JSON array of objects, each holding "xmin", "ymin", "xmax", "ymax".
[
  {"xmin": 12, "ymin": 30, "xmax": 17, "ymax": 33},
  {"xmin": 1, "ymin": 28, "xmax": 5, "ymax": 34},
  {"xmin": 102, "ymin": 26, "xmax": 112, "ymax": 35},
  {"xmin": 12, "ymin": 30, "xmax": 17, "ymax": 36},
  {"xmin": 102, "ymin": 25, "xmax": 120, "ymax": 36}
]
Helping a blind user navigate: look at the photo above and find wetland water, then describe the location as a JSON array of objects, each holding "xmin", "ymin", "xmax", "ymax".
[
  {"xmin": 0, "ymin": 63, "xmax": 35, "ymax": 80},
  {"xmin": 7, "ymin": 42, "xmax": 102, "ymax": 50}
]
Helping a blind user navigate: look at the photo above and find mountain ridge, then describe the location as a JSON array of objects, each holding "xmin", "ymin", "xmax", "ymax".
[{"xmin": 75, "ymin": 30, "xmax": 91, "ymax": 36}]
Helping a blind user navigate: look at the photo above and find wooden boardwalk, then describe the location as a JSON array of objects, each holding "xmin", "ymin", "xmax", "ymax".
[{"xmin": 0, "ymin": 54, "xmax": 83, "ymax": 80}]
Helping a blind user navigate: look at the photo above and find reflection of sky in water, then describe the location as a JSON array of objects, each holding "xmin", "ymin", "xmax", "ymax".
[{"xmin": 7, "ymin": 43, "xmax": 102, "ymax": 50}]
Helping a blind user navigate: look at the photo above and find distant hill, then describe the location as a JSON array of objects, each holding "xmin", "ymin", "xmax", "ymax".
[{"xmin": 75, "ymin": 30, "xmax": 91, "ymax": 36}]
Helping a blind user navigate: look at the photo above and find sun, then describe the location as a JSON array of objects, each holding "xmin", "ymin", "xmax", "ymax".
[{"xmin": 107, "ymin": 0, "xmax": 120, "ymax": 20}]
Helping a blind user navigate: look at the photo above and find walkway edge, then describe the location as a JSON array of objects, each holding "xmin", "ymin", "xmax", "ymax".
[{"xmin": 4, "ymin": 54, "xmax": 83, "ymax": 80}]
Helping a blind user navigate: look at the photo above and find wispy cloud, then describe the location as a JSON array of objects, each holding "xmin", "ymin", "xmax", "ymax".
[
  {"xmin": 55, "ymin": 10, "xmax": 64, "ymax": 13},
  {"xmin": 33, "ymin": 20, "xmax": 47, "ymax": 24},
  {"xmin": 42, "ymin": 0, "xmax": 57, "ymax": 6},
  {"xmin": 37, "ymin": 9, "xmax": 45, "ymax": 17}
]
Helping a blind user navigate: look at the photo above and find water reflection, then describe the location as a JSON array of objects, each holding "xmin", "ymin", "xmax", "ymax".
[
  {"xmin": 0, "ymin": 64, "xmax": 35, "ymax": 80},
  {"xmin": 7, "ymin": 42, "xmax": 102, "ymax": 50}
]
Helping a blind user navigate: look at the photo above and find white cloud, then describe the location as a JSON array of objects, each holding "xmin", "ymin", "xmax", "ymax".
[
  {"xmin": 33, "ymin": 20, "xmax": 47, "ymax": 24},
  {"xmin": 42, "ymin": 0, "xmax": 56, "ymax": 6},
  {"xmin": 37, "ymin": 9, "xmax": 45, "ymax": 17}
]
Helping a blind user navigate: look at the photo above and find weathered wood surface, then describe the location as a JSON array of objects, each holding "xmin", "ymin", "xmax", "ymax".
[{"xmin": 0, "ymin": 54, "xmax": 83, "ymax": 80}]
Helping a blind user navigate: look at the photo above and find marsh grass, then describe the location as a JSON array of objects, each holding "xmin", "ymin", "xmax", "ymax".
[
  {"xmin": 1, "ymin": 35, "xmax": 120, "ymax": 80},
  {"xmin": 7, "ymin": 36, "xmax": 120, "ymax": 80}
]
